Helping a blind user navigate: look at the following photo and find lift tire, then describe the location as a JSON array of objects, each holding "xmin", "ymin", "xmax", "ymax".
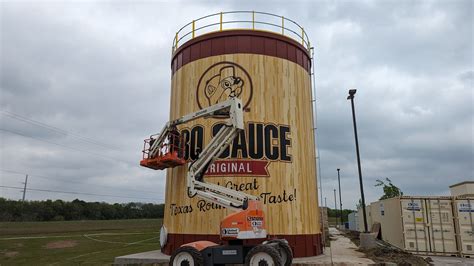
[
  {"xmin": 244, "ymin": 244, "xmax": 283, "ymax": 266},
  {"xmin": 267, "ymin": 240, "xmax": 293, "ymax": 266},
  {"xmin": 170, "ymin": 246, "xmax": 203, "ymax": 266}
]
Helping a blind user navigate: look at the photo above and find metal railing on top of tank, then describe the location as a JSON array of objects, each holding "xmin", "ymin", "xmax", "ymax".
[{"xmin": 172, "ymin": 11, "xmax": 311, "ymax": 53}]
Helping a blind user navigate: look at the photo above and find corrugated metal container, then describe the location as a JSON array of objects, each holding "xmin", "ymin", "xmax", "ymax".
[
  {"xmin": 370, "ymin": 197, "xmax": 458, "ymax": 256},
  {"xmin": 370, "ymin": 199, "xmax": 404, "ymax": 248},
  {"xmin": 357, "ymin": 205, "xmax": 372, "ymax": 232},
  {"xmin": 348, "ymin": 212, "xmax": 359, "ymax": 231},
  {"xmin": 453, "ymin": 196, "xmax": 474, "ymax": 257}
]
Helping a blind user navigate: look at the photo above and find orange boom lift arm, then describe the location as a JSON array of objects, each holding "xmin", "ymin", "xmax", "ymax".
[{"xmin": 140, "ymin": 97, "xmax": 292, "ymax": 265}]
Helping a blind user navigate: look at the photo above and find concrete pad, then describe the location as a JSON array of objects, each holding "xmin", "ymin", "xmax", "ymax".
[
  {"xmin": 114, "ymin": 228, "xmax": 375, "ymax": 265},
  {"xmin": 114, "ymin": 250, "xmax": 169, "ymax": 265},
  {"xmin": 359, "ymin": 232, "xmax": 377, "ymax": 249},
  {"xmin": 423, "ymin": 255, "xmax": 474, "ymax": 266},
  {"xmin": 311, "ymin": 227, "xmax": 375, "ymax": 265}
]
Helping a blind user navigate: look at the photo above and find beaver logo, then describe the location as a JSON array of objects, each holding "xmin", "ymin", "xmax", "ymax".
[{"xmin": 196, "ymin": 62, "xmax": 253, "ymax": 110}]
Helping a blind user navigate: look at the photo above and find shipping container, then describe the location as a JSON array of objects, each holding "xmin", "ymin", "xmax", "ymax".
[
  {"xmin": 369, "ymin": 197, "xmax": 458, "ymax": 256},
  {"xmin": 348, "ymin": 212, "xmax": 359, "ymax": 231},
  {"xmin": 357, "ymin": 206, "xmax": 372, "ymax": 232},
  {"xmin": 453, "ymin": 196, "xmax": 474, "ymax": 257}
]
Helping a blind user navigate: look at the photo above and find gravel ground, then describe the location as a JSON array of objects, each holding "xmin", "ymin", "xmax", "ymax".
[{"xmin": 343, "ymin": 229, "xmax": 429, "ymax": 265}]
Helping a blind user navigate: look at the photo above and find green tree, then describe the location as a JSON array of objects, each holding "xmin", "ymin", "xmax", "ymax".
[{"xmin": 375, "ymin": 178, "xmax": 403, "ymax": 200}]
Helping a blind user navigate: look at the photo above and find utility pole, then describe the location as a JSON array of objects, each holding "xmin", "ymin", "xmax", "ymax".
[
  {"xmin": 347, "ymin": 89, "xmax": 368, "ymax": 233},
  {"xmin": 324, "ymin": 197, "xmax": 327, "ymax": 208},
  {"xmin": 333, "ymin": 189, "xmax": 338, "ymax": 228},
  {"xmin": 22, "ymin": 174, "xmax": 28, "ymax": 201},
  {"xmin": 337, "ymin": 168, "xmax": 343, "ymax": 227}
]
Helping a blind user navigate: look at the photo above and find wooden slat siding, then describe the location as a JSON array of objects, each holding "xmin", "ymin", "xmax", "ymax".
[
  {"xmin": 305, "ymin": 235, "xmax": 313, "ymax": 255},
  {"xmin": 224, "ymin": 36, "xmax": 238, "ymax": 54},
  {"xmin": 287, "ymin": 44, "xmax": 296, "ymax": 62},
  {"xmin": 177, "ymin": 52, "xmax": 183, "ymax": 71},
  {"xmin": 200, "ymin": 39, "xmax": 212, "ymax": 58},
  {"xmin": 172, "ymin": 58, "xmax": 177, "ymax": 73},
  {"xmin": 251, "ymin": 36, "xmax": 265, "ymax": 55},
  {"xmin": 264, "ymin": 38, "xmax": 277, "ymax": 57},
  {"xmin": 238, "ymin": 36, "xmax": 252, "ymax": 53},
  {"xmin": 296, "ymin": 49, "xmax": 304, "ymax": 68},
  {"xmin": 171, "ymin": 30, "xmax": 311, "ymax": 74},
  {"xmin": 182, "ymin": 47, "xmax": 191, "ymax": 66},
  {"xmin": 166, "ymin": 54, "xmax": 319, "ymax": 250},
  {"xmin": 294, "ymin": 236, "xmax": 306, "ymax": 257},
  {"xmin": 276, "ymin": 41, "xmax": 287, "ymax": 59},
  {"xmin": 190, "ymin": 43, "xmax": 200, "ymax": 61},
  {"xmin": 286, "ymin": 235, "xmax": 297, "ymax": 255},
  {"xmin": 183, "ymin": 234, "xmax": 193, "ymax": 245},
  {"xmin": 211, "ymin": 37, "xmax": 225, "ymax": 55},
  {"xmin": 164, "ymin": 30, "xmax": 320, "ymax": 257}
]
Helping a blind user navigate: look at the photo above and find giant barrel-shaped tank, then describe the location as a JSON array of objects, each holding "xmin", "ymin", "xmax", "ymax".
[{"xmin": 161, "ymin": 13, "xmax": 321, "ymax": 257}]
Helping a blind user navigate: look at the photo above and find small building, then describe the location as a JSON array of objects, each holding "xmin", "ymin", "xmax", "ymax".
[{"xmin": 449, "ymin": 181, "xmax": 474, "ymax": 197}]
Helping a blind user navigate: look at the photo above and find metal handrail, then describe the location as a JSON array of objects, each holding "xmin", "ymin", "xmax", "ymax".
[{"xmin": 172, "ymin": 11, "xmax": 311, "ymax": 53}]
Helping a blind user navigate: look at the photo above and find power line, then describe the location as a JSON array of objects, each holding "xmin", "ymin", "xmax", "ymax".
[
  {"xmin": 0, "ymin": 169, "xmax": 158, "ymax": 194},
  {"xmin": 0, "ymin": 128, "xmax": 134, "ymax": 166},
  {"xmin": 0, "ymin": 185, "xmax": 163, "ymax": 201},
  {"xmin": 1, "ymin": 110, "xmax": 120, "ymax": 150}
]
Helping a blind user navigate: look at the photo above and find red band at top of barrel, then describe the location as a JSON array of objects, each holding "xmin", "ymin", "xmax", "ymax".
[{"xmin": 171, "ymin": 11, "xmax": 313, "ymax": 74}]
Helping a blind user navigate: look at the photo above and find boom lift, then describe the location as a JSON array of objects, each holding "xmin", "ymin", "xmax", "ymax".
[{"xmin": 140, "ymin": 97, "xmax": 293, "ymax": 266}]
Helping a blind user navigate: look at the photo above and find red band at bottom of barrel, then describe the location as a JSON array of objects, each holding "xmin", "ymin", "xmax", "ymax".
[{"xmin": 162, "ymin": 233, "xmax": 323, "ymax": 258}]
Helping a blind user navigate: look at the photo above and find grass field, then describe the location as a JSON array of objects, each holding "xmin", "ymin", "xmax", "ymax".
[{"xmin": 0, "ymin": 219, "xmax": 162, "ymax": 265}]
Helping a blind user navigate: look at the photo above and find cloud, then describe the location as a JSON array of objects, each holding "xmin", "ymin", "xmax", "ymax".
[{"xmin": 1, "ymin": 1, "xmax": 472, "ymax": 210}]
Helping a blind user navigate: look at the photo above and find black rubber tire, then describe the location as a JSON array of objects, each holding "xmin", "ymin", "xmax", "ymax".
[
  {"xmin": 266, "ymin": 240, "xmax": 293, "ymax": 266},
  {"xmin": 169, "ymin": 246, "xmax": 203, "ymax": 266},
  {"xmin": 244, "ymin": 244, "xmax": 283, "ymax": 266}
]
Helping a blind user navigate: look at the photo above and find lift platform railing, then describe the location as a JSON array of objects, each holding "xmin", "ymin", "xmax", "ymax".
[
  {"xmin": 140, "ymin": 133, "xmax": 186, "ymax": 170},
  {"xmin": 141, "ymin": 133, "xmax": 185, "ymax": 161},
  {"xmin": 172, "ymin": 11, "xmax": 311, "ymax": 53}
]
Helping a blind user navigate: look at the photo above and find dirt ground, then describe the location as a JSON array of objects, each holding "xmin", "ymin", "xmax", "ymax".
[
  {"xmin": 44, "ymin": 240, "xmax": 78, "ymax": 249},
  {"xmin": 3, "ymin": 251, "xmax": 19, "ymax": 258},
  {"xmin": 343, "ymin": 230, "xmax": 429, "ymax": 265}
]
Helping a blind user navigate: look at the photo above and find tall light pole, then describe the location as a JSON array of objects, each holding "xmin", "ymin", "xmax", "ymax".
[
  {"xmin": 347, "ymin": 89, "xmax": 368, "ymax": 233},
  {"xmin": 337, "ymin": 168, "xmax": 343, "ymax": 227},
  {"xmin": 22, "ymin": 174, "xmax": 28, "ymax": 201},
  {"xmin": 333, "ymin": 189, "xmax": 338, "ymax": 228}
]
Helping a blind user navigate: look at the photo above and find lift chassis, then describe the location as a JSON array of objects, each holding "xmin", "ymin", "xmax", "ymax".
[{"xmin": 140, "ymin": 97, "xmax": 292, "ymax": 266}]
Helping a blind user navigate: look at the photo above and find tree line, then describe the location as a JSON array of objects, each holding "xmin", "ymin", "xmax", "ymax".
[
  {"xmin": 0, "ymin": 198, "xmax": 165, "ymax": 222},
  {"xmin": 326, "ymin": 208, "xmax": 354, "ymax": 222}
]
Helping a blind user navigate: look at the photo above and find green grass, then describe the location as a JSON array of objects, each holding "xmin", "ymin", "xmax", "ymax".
[{"xmin": 0, "ymin": 219, "xmax": 162, "ymax": 265}]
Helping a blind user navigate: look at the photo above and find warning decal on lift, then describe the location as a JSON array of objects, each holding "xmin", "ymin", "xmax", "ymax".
[
  {"xmin": 222, "ymin": 228, "xmax": 239, "ymax": 236},
  {"xmin": 222, "ymin": 250, "xmax": 238, "ymax": 256}
]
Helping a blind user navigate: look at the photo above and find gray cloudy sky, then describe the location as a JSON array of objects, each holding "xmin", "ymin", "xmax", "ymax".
[{"xmin": 1, "ymin": 0, "xmax": 472, "ymax": 209}]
